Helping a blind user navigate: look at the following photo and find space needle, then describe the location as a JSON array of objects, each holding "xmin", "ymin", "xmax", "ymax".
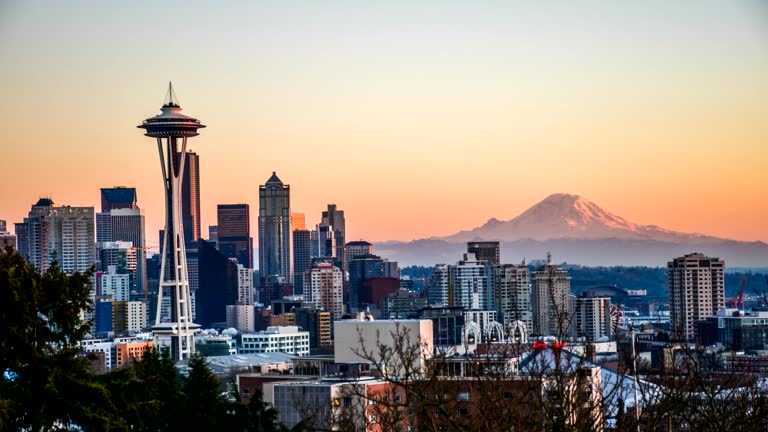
[{"xmin": 138, "ymin": 83, "xmax": 204, "ymax": 361}]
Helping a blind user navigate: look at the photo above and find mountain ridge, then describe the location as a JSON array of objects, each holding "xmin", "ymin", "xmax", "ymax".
[{"xmin": 377, "ymin": 193, "xmax": 767, "ymax": 267}]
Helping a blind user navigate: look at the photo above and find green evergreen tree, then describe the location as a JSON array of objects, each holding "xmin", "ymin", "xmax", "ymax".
[
  {"xmin": 0, "ymin": 245, "xmax": 123, "ymax": 430},
  {"xmin": 180, "ymin": 352, "xmax": 226, "ymax": 431}
]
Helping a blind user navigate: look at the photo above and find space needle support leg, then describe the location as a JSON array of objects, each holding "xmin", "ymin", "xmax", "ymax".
[{"xmin": 155, "ymin": 137, "xmax": 167, "ymax": 326}]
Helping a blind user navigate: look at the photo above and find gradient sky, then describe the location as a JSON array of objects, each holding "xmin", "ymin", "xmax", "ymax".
[{"xmin": 1, "ymin": 1, "xmax": 767, "ymax": 248}]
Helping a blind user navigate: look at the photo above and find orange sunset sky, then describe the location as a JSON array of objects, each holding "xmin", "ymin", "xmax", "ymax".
[{"xmin": 1, "ymin": 1, "xmax": 767, "ymax": 248}]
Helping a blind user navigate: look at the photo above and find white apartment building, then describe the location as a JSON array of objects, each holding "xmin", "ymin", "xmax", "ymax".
[
  {"xmin": 239, "ymin": 326, "xmax": 310, "ymax": 356},
  {"xmin": 100, "ymin": 265, "xmax": 131, "ymax": 301},
  {"xmin": 668, "ymin": 253, "xmax": 725, "ymax": 341}
]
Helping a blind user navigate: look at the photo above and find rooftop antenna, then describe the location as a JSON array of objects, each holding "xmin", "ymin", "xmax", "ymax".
[{"xmin": 163, "ymin": 81, "xmax": 180, "ymax": 106}]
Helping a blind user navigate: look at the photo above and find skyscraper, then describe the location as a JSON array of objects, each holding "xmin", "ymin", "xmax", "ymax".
[
  {"xmin": 572, "ymin": 293, "xmax": 612, "ymax": 341},
  {"xmin": 321, "ymin": 204, "xmax": 345, "ymax": 266},
  {"xmin": 208, "ymin": 225, "xmax": 218, "ymax": 247},
  {"xmin": 138, "ymin": 83, "xmax": 203, "ymax": 360},
  {"xmin": 181, "ymin": 150, "xmax": 201, "ymax": 244},
  {"xmin": 100, "ymin": 186, "xmax": 138, "ymax": 211},
  {"xmin": 15, "ymin": 199, "xmax": 94, "ymax": 274},
  {"xmin": 258, "ymin": 172, "xmax": 291, "ymax": 279},
  {"xmin": 310, "ymin": 223, "xmax": 335, "ymax": 258},
  {"xmin": 96, "ymin": 206, "xmax": 147, "ymax": 298},
  {"xmin": 348, "ymin": 253, "xmax": 399, "ymax": 312},
  {"xmin": 668, "ymin": 253, "xmax": 725, "ymax": 341},
  {"xmin": 449, "ymin": 253, "xmax": 492, "ymax": 310},
  {"xmin": 531, "ymin": 254, "xmax": 572, "ymax": 338},
  {"xmin": 217, "ymin": 204, "xmax": 253, "ymax": 268},
  {"xmin": 344, "ymin": 240, "xmax": 373, "ymax": 272},
  {"xmin": 291, "ymin": 212, "xmax": 306, "ymax": 230},
  {"xmin": 467, "ymin": 241, "xmax": 500, "ymax": 266},
  {"xmin": 493, "ymin": 262, "xmax": 533, "ymax": 333},
  {"xmin": 292, "ymin": 229, "xmax": 311, "ymax": 295}
]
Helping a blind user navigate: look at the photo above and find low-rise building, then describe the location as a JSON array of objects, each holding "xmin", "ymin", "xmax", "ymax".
[{"xmin": 239, "ymin": 326, "xmax": 310, "ymax": 356}]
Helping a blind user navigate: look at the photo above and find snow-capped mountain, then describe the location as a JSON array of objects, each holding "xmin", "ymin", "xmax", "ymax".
[
  {"xmin": 377, "ymin": 194, "xmax": 768, "ymax": 267},
  {"xmin": 440, "ymin": 193, "xmax": 715, "ymax": 243}
]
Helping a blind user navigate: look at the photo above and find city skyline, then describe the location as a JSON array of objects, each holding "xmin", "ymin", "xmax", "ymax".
[{"xmin": 1, "ymin": 1, "xmax": 767, "ymax": 245}]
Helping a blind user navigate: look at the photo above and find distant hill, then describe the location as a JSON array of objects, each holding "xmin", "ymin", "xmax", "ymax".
[{"xmin": 378, "ymin": 194, "xmax": 768, "ymax": 267}]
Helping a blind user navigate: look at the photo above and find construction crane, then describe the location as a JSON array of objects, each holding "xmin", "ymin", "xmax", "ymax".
[{"xmin": 725, "ymin": 276, "xmax": 747, "ymax": 311}]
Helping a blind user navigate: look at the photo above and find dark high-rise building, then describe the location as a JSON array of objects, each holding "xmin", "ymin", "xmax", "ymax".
[
  {"xmin": 100, "ymin": 187, "xmax": 138, "ymax": 211},
  {"xmin": 321, "ymin": 204, "xmax": 345, "ymax": 266},
  {"xmin": 348, "ymin": 254, "xmax": 399, "ymax": 312},
  {"xmin": 217, "ymin": 204, "xmax": 253, "ymax": 268},
  {"xmin": 295, "ymin": 307, "xmax": 333, "ymax": 350},
  {"xmin": 258, "ymin": 172, "xmax": 291, "ymax": 279},
  {"xmin": 195, "ymin": 240, "xmax": 239, "ymax": 328},
  {"xmin": 310, "ymin": 223, "xmax": 335, "ymax": 258},
  {"xmin": 467, "ymin": 241, "xmax": 500, "ymax": 266},
  {"xmin": 292, "ymin": 229, "xmax": 311, "ymax": 295},
  {"xmin": 208, "ymin": 225, "xmax": 218, "ymax": 247},
  {"xmin": 180, "ymin": 150, "xmax": 201, "ymax": 244}
]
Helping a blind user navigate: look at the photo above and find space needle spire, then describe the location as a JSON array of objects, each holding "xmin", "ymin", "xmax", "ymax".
[{"xmin": 138, "ymin": 83, "xmax": 204, "ymax": 361}]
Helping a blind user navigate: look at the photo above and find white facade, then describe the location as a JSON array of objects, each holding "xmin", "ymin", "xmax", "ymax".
[
  {"xmin": 334, "ymin": 319, "xmax": 433, "ymax": 376},
  {"xmin": 572, "ymin": 296, "xmax": 612, "ymax": 341},
  {"xmin": 304, "ymin": 262, "xmax": 343, "ymax": 318},
  {"xmin": 532, "ymin": 258, "xmax": 572, "ymax": 337},
  {"xmin": 100, "ymin": 265, "xmax": 131, "ymax": 301},
  {"xmin": 239, "ymin": 326, "xmax": 310, "ymax": 356},
  {"xmin": 226, "ymin": 304, "xmax": 255, "ymax": 332},
  {"xmin": 493, "ymin": 263, "xmax": 533, "ymax": 333},
  {"xmin": 450, "ymin": 253, "xmax": 492, "ymax": 310},
  {"xmin": 237, "ymin": 264, "xmax": 254, "ymax": 305},
  {"xmin": 128, "ymin": 301, "xmax": 146, "ymax": 332}
]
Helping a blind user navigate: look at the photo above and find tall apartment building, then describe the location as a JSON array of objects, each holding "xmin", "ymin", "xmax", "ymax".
[
  {"xmin": 668, "ymin": 253, "xmax": 725, "ymax": 341},
  {"xmin": 96, "ymin": 189, "xmax": 147, "ymax": 298},
  {"xmin": 449, "ymin": 253, "xmax": 492, "ymax": 311},
  {"xmin": 292, "ymin": 229, "xmax": 311, "ymax": 295},
  {"xmin": 98, "ymin": 241, "xmax": 140, "ymax": 298},
  {"xmin": 112, "ymin": 301, "xmax": 147, "ymax": 334},
  {"xmin": 217, "ymin": 204, "xmax": 253, "ymax": 268},
  {"xmin": 236, "ymin": 264, "xmax": 254, "ymax": 305},
  {"xmin": 226, "ymin": 304, "xmax": 255, "ymax": 332},
  {"xmin": 427, "ymin": 264, "xmax": 450, "ymax": 306},
  {"xmin": 572, "ymin": 293, "xmax": 612, "ymax": 341},
  {"xmin": 467, "ymin": 241, "xmax": 500, "ymax": 266},
  {"xmin": 15, "ymin": 199, "xmax": 94, "ymax": 273},
  {"xmin": 258, "ymin": 172, "xmax": 291, "ymax": 279},
  {"xmin": 99, "ymin": 265, "xmax": 131, "ymax": 301},
  {"xmin": 304, "ymin": 261, "xmax": 344, "ymax": 319},
  {"xmin": 531, "ymin": 254, "xmax": 572, "ymax": 338},
  {"xmin": 493, "ymin": 262, "xmax": 533, "ymax": 333}
]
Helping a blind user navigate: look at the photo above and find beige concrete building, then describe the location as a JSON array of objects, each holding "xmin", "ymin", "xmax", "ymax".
[{"xmin": 668, "ymin": 253, "xmax": 725, "ymax": 341}]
